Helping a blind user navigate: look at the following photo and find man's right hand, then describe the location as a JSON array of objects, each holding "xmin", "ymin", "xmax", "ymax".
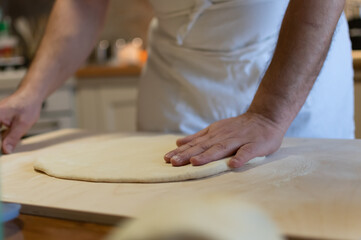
[
  {"xmin": 0, "ymin": 0, "xmax": 110, "ymax": 154},
  {"xmin": 0, "ymin": 91, "xmax": 42, "ymax": 154}
]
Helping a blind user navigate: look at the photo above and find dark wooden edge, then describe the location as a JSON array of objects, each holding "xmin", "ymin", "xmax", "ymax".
[
  {"xmin": 3, "ymin": 201, "xmax": 129, "ymax": 226},
  {"xmin": 75, "ymin": 65, "xmax": 142, "ymax": 78}
]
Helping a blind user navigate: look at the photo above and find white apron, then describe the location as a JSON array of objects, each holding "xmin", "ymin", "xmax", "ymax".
[{"xmin": 137, "ymin": 0, "xmax": 355, "ymax": 139}]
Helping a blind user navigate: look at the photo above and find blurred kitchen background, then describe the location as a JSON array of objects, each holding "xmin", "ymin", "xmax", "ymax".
[{"xmin": 0, "ymin": 0, "xmax": 360, "ymax": 138}]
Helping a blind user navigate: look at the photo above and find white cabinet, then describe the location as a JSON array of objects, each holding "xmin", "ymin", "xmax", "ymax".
[
  {"xmin": 76, "ymin": 77, "xmax": 139, "ymax": 132},
  {"xmin": 99, "ymin": 86, "xmax": 138, "ymax": 131}
]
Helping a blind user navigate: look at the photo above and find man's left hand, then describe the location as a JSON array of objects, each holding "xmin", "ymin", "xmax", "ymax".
[{"xmin": 164, "ymin": 112, "xmax": 285, "ymax": 168}]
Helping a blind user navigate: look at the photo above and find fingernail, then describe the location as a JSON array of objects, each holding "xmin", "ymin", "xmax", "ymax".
[
  {"xmin": 171, "ymin": 155, "xmax": 181, "ymax": 163},
  {"xmin": 228, "ymin": 159, "xmax": 239, "ymax": 168},
  {"xmin": 5, "ymin": 144, "xmax": 13, "ymax": 153},
  {"xmin": 165, "ymin": 153, "xmax": 172, "ymax": 159}
]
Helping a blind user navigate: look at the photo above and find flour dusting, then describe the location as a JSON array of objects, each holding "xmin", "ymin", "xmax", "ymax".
[{"xmin": 270, "ymin": 156, "xmax": 316, "ymax": 187}]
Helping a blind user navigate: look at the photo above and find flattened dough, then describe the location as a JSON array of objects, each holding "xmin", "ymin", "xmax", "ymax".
[
  {"xmin": 107, "ymin": 197, "xmax": 282, "ymax": 240},
  {"xmin": 34, "ymin": 135, "xmax": 263, "ymax": 183}
]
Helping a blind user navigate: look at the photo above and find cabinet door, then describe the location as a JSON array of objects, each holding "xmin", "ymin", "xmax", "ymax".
[{"xmin": 99, "ymin": 86, "xmax": 138, "ymax": 132}]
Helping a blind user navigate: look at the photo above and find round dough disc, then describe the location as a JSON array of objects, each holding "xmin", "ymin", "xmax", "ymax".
[{"xmin": 34, "ymin": 135, "xmax": 262, "ymax": 183}]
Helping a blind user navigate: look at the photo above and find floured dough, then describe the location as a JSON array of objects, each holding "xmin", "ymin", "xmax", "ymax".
[
  {"xmin": 34, "ymin": 135, "xmax": 263, "ymax": 183},
  {"xmin": 107, "ymin": 196, "xmax": 283, "ymax": 240}
]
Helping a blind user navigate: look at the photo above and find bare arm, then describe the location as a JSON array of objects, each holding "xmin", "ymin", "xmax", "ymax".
[
  {"xmin": 248, "ymin": 0, "xmax": 345, "ymax": 131},
  {"xmin": 0, "ymin": 0, "xmax": 109, "ymax": 153},
  {"xmin": 19, "ymin": 0, "xmax": 109, "ymax": 99},
  {"xmin": 164, "ymin": 0, "xmax": 345, "ymax": 167}
]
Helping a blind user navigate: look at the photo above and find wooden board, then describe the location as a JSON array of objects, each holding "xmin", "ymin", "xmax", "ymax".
[{"xmin": 2, "ymin": 129, "xmax": 361, "ymax": 240}]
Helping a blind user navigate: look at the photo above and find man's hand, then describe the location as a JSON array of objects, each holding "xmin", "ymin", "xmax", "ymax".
[
  {"xmin": 0, "ymin": 0, "xmax": 109, "ymax": 154},
  {"xmin": 164, "ymin": 112, "xmax": 285, "ymax": 168},
  {"xmin": 0, "ymin": 92, "xmax": 42, "ymax": 154}
]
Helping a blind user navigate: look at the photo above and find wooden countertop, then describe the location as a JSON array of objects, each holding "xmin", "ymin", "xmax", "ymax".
[
  {"xmin": 3, "ymin": 129, "xmax": 361, "ymax": 239},
  {"xmin": 4, "ymin": 214, "xmax": 113, "ymax": 240},
  {"xmin": 75, "ymin": 64, "xmax": 142, "ymax": 78}
]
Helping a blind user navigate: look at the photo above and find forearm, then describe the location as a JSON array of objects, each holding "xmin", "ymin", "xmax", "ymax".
[
  {"xmin": 248, "ymin": 0, "xmax": 345, "ymax": 131},
  {"xmin": 17, "ymin": 0, "xmax": 109, "ymax": 101}
]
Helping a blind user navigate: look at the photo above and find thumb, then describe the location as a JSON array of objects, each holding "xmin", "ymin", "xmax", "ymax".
[
  {"xmin": 228, "ymin": 143, "xmax": 258, "ymax": 169},
  {"xmin": 2, "ymin": 118, "xmax": 30, "ymax": 154}
]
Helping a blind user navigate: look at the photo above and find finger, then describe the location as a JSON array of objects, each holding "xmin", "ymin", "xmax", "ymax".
[
  {"xmin": 1, "ymin": 119, "xmax": 14, "ymax": 152},
  {"xmin": 175, "ymin": 127, "xmax": 209, "ymax": 147},
  {"xmin": 190, "ymin": 139, "xmax": 241, "ymax": 166},
  {"xmin": 2, "ymin": 117, "xmax": 30, "ymax": 154},
  {"xmin": 228, "ymin": 143, "xmax": 259, "ymax": 168},
  {"xmin": 1, "ymin": 127, "xmax": 10, "ymax": 140},
  {"xmin": 0, "ymin": 109, "xmax": 14, "ymax": 128},
  {"xmin": 164, "ymin": 134, "xmax": 210, "ymax": 163},
  {"xmin": 169, "ymin": 141, "xmax": 213, "ymax": 166}
]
